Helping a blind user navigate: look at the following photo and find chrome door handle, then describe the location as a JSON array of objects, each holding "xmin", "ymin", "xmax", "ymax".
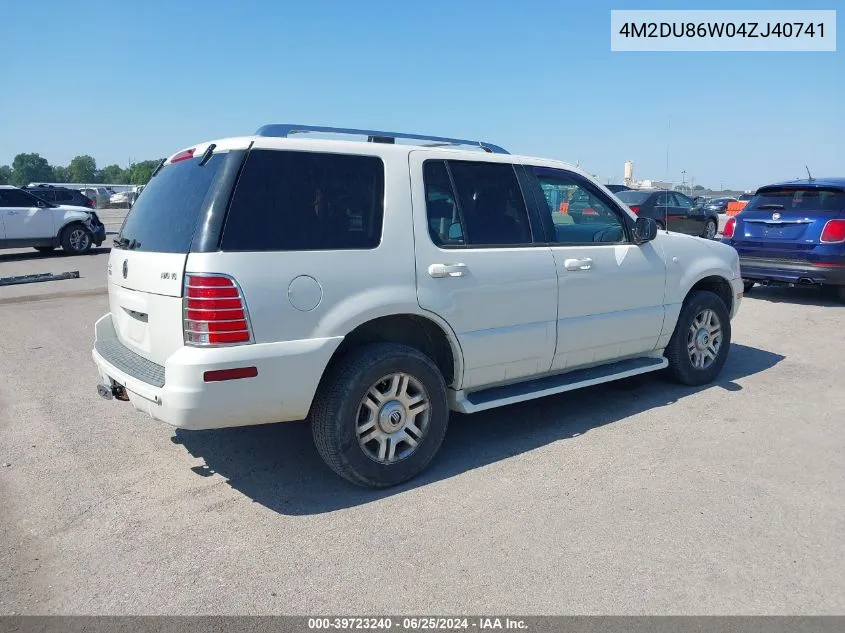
[
  {"xmin": 564, "ymin": 258, "xmax": 593, "ymax": 271},
  {"xmin": 428, "ymin": 263, "xmax": 468, "ymax": 278}
]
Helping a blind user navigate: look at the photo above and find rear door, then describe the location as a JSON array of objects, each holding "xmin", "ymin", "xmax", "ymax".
[
  {"xmin": 410, "ymin": 152, "xmax": 559, "ymax": 391},
  {"xmin": 107, "ymin": 148, "xmax": 240, "ymax": 365},
  {"xmin": 732, "ymin": 186, "xmax": 845, "ymax": 258},
  {"xmin": 671, "ymin": 192, "xmax": 702, "ymax": 235}
]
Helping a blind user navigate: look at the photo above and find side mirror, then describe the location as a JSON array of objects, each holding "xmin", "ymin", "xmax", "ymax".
[
  {"xmin": 633, "ymin": 216, "xmax": 658, "ymax": 244},
  {"xmin": 36, "ymin": 200, "xmax": 47, "ymax": 208}
]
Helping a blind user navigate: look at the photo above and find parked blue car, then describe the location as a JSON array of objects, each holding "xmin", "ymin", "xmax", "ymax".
[{"xmin": 721, "ymin": 178, "xmax": 845, "ymax": 303}]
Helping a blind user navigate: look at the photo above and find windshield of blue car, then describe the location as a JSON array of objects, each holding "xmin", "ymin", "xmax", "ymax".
[{"xmin": 747, "ymin": 187, "xmax": 845, "ymax": 213}]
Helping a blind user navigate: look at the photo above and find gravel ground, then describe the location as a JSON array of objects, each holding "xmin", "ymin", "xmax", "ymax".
[{"xmin": 0, "ymin": 287, "xmax": 843, "ymax": 615}]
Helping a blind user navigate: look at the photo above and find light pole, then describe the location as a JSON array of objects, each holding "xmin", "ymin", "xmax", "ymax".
[{"xmin": 681, "ymin": 170, "xmax": 687, "ymax": 194}]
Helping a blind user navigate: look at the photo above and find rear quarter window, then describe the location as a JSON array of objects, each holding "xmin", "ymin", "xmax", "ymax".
[{"xmin": 220, "ymin": 149, "xmax": 385, "ymax": 252}]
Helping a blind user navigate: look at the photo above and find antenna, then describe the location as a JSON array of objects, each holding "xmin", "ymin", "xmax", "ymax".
[{"xmin": 805, "ymin": 165, "xmax": 814, "ymax": 182}]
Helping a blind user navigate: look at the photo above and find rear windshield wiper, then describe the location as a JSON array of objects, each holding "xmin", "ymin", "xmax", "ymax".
[{"xmin": 113, "ymin": 237, "xmax": 141, "ymax": 250}]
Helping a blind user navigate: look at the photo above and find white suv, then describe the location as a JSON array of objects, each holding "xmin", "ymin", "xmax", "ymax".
[
  {"xmin": 0, "ymin": 185, "xmax": 106, "ymax": 253},
  {"xmin": 92, "ymin": 124, "xmax": 743, "ymax": 488}
]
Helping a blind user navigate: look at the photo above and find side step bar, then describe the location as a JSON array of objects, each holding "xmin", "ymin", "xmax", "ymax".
[{"xmin": 451, "ymin": 356, "xmax": 668, "ymax": 414}]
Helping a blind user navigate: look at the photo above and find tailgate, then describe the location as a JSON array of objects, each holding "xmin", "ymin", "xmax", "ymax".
[{"xmin": 108, "ymin": 250, "xmax": 187, "ymax": 365}]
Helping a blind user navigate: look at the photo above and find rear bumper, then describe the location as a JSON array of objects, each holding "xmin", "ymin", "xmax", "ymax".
[
  {"xmin": 739, "ymin": 257, "xmax": 845, "ymax": 286},
  {"xmin": 91, "ymin": 313, "xmax": 343, "ymax": 430}
]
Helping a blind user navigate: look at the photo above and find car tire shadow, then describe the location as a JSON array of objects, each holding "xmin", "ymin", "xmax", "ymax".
[{"xmin": 174, "ymin": 343, "xmax": 784, "ymax": 516}]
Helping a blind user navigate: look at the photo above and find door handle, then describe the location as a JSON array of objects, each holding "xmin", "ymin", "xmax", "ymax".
[
  {"xmin": 564, "ymin": 258, "xmax": 593, "ymax": 271},
  {"xmin": 428, "ymin": 263, "xmax": 468, "ymax": 278}
]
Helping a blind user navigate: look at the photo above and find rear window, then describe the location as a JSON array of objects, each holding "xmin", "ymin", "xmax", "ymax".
[
  {"xmin": 615, "ymin": 190, "xmax": 651, "ymax": 205},
  {"xmin": 220, "ymin": 149, "xmax": 385, "ymax": 252},
  {"xmin": 747, "ymin": 187, "xmax": 845, "ymax": 213},
  {"xmin": 117, "ymin": 155, "xmax": 225, "ymax": 253}
]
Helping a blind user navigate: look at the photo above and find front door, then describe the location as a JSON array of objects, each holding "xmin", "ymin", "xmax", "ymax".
[
  {"xmin": 526, "ymin": 165, "xmax": 667, "ymax": 371},
  {"xmin": 409, "ymin": 152, "xmax": 559, "ymax": 391},
  {"xmin": 0, "ymin": 188, "xmax": 56, "ymax": 241}
]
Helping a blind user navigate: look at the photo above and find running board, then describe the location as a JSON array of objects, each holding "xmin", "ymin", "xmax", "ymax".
[{"xmin": 452, "ymin": 356, "xmax": 668, "ymax": 414}]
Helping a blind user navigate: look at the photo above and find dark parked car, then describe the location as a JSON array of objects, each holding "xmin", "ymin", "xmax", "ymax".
[
  {"xmin": 605, "ymin": 184, "xmax": 632, "ymax": 193},
  {"xmin": 702, "ymin": 197, "xmax": 737, "ymax": 215},
  {"xmin": 721, "ymin": 178, "xmax": 845, "ymax": 302},
  {"xmin": 25, "ymin": 185, "xmax": 95, "ymax": 209},
  {"xmin": 615, "ymin": 189, "xmax": 719, "ymax": 238}
]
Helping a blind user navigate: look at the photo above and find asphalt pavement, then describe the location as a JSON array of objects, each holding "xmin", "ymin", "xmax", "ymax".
[{"xmin": 1, "ymin": 286, "xmax": 843, "ymax": 615}]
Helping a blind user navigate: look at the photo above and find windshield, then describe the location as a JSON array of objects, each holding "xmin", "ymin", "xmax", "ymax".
[
  {"xmin": 746, "ymin": 187, "xmax": 845, "ymax": 213},
  {"xmin": 615, "ymin": 191, "xmax": 651, "ymax": 204},
  {"xmin": 116, "ymin": 154, "xmax": 225, "ymax": 253}
]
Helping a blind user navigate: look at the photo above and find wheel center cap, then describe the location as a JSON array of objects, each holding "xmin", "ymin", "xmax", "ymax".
[
  {"xmin": 695, "ymin": 328, "xmax": 710, "ymax": 350},
  {"xmin": 378, "ymin": 401, "xmax": 406, "ymax": 433}
]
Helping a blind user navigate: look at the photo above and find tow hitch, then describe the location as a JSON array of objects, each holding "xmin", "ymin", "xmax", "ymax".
[{"xmin": 97, "ymin": 382, "xmax": 129, "ymax": 401}]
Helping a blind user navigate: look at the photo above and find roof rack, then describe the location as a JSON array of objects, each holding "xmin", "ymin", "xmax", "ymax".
[{"xmin": 254, "ymin": 124, "xmax": 509, "ymax": 154}]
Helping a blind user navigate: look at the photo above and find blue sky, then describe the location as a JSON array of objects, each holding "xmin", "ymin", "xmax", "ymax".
[{"xmin": 1, "ymin": 0, "xmax": 841, "ymax": 190}]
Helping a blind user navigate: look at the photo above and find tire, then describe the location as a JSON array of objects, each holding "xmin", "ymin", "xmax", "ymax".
[
  {"xmin": 60, "ymin": 223, "xmax": 93, "ymax": 254},
  {"xmin": 311, "ymin": 342, "xmax": 450, "ymax": 488},
  {"xmin": 34, "ymin": 246, "xmax": 55, "ymax": 253},
  {"xmin": 837, "ymin": 286, "xmax": 845, "ymax": 304},
  {"xmin": 743, "ymin": 280, "xmax": 755, "ymax": 293},
  {"xmin": 656, "ymin": 220, "xmax": 666, "ymax": 231},
  {"xmin": 701, "ymin": 219, "xmax": 717, "ymax": 240},
  {"xmin": 664, "ymin": 290, "xmax": 732, "ymax": 386}
]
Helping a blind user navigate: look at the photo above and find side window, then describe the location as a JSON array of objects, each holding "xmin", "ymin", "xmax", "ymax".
[
  {"xmin": 654, "ymin": 192, "xmax": 671, "ymax": 207},
  {"xmin": 0, "ymin": 189, "xmax": 38, "ymax": 207},
  {"xmin": 532, "ymin": 167, "xmax": 628, "ymax": 245},
  {"xmin": 672, "ymin": 193, "xmax": 692, "ymax": 209},
  {"xmin": 446, "ymin": 160, "xmax": 532, "ymax": 247},
  {"xmin": 221, "ymin": 149, "xmax": 385, "ymax": 252},
  {"xmin": 54, "ymin": 190, "xmax": 73, "ymax": 202},
  {"xmin": 423, "ymin": 161, "xmax": 464, "ymax": 246}
]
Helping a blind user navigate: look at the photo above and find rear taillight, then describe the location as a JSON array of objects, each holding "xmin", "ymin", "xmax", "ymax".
[
  {"xmin": 183, "ymin": 274, "xmax": 252, "ymax": 345},
  {"xmin": 820, "ymin": 219, "xmax": 845, "ymax": 243},
  {"xmin": 87, "ymin": 198, "xmax": 95, "ymax": 208},
  {"xmin": 723, "ymin": 217, "xmax": 736, "ymax": 238},
  {"xmin": 629, "ymin": 206, "xmax": 640, "ymax": 215},
  {"xmin": 171, "ymin": 148, "xmax": 196, "ymax": 164}
]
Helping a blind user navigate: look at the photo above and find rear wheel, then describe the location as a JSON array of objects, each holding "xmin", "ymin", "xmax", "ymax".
[
  {"xmin": 311, "ymin": 342, "xmax": 449, "ymax": 488},
  {"xmin": 701, "ymin": 219, "xmax": 717, "ymax": 239},
  {"xmin": 656, "ymin": 220, "xmax": 666, "ymax": 230},
  {"xmin": 664, "ymin": 290, "xmax": 732, "ymax": 386},
  {"xmin": 60, "ymin": 224, "xmax": 93, "ymax": 255}
]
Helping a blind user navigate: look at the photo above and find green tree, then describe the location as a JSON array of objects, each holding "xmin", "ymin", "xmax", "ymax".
[
  {"xmin": 10, "ymin": 153, "xmax": 54, "ymax": 186},
  {"xmin": 99, "ymin": 164, "xmax": 130, "ymax": 184},
  {"xmin": 129, "ymin": 160, "xmax": 161, "ymax": 185},
  {"xmin": 693, "ymin": 184, "xmax": 705, "ymax": 191},
  {"xmin": 68, "ymin": 155, "xmax": 97, "ymax": 183},
  {"xmin": 52, "ymin": 166, "xmax": 69, "ymax": 182},
  {"xmin": 0, "ymin": 165, "xmax": 11, "ymax": 185}
]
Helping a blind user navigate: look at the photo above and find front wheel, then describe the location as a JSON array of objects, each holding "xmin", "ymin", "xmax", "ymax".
[
  {"xmin": 701, "ymin": 218, "xmax": 717, "ymax": 240},
  {"xmin": 664, "ymin": 290, "xmax": 732, "ymax": 386},
  {"xmin": 310, "ymin": 343, "xmax": 449, "ymax": 488},
  {"xmin": 743, "ymin": 280, "xmax": 755, "ymax": 293},
  {"xmin": 60, "ymin": 224, "xmax": 93, "ymax": 254}
]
